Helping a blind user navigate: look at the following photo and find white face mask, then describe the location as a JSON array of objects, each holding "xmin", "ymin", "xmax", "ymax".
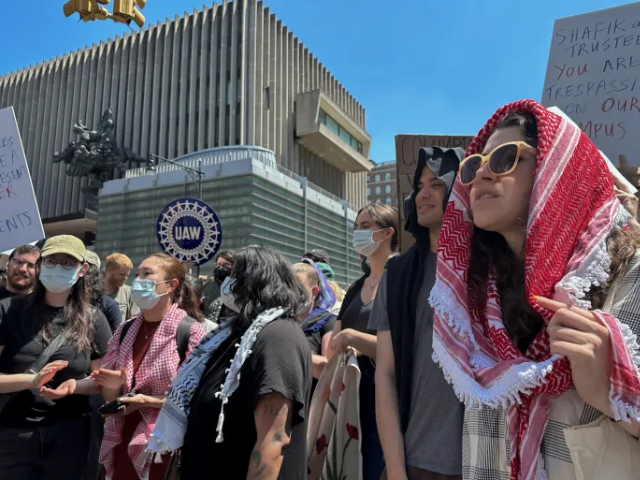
[{"xmin": 352, "ymin": 229, "xmax": 384, "ymax": 257}]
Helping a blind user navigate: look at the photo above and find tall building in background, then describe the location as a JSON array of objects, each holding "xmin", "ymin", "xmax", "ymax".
[
  {"xmin": 367, "ymin": 161, "xmax": 397, "ymax": 207},
  {"xmin": 0, "ymin": 0, "xmax": 372, "ymax": 240},
  {"xmin": 97, "ymin": 146, "xmax": 363, "ymax": 285}
]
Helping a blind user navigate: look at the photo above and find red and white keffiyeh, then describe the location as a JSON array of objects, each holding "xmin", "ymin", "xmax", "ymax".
[
  {"xmin": 430, "ymin": 99, "xmax": 640, "ymax": 480},
  {"xmin": 99, "ymin": 304, "xmax": 205, "ymax": 480}
]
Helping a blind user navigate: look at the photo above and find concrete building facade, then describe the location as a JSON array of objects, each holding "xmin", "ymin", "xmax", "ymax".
[
  {"xmin": 0, "ymin": 0, "xmax": 371, "ymax": 239},
  {"xmin": 367, "ymin": 161, "xmax": 397, "ymax": 208},
  {"xmin": 98, "ymin": 145, "xmax": 362, "ymax": 286}
]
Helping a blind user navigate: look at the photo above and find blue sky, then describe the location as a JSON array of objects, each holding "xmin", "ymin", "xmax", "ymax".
[{"xmin": 0, "ymin": 0, "xmax": 633, "ymax": 162}]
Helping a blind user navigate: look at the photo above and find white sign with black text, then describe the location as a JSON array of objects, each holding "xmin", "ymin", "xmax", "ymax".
[
  {"xmin": 542, "ymin": 3, "xmax": 640, "ymax": 167},
  {"xmin": 0, "ymin": 107, "xmax": 45, "ymax": 252}
]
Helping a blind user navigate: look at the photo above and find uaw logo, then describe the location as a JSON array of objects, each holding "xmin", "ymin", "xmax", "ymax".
[{"xmin": 156, "ymin": 197, "xmax": 222, "ymax": 266}]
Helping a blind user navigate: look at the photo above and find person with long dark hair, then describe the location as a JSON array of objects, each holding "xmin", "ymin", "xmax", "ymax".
[
  {"xmin": 0, "ymin": 235, "xmax": 112, "ymax": 480},
  {"xmin": 330, "ymin": 203, "xmax": 399, "ymax": 480},
  {"xmin": 432, "ymin": 100, "xmax": 640, "ymax": 480},
  {"xmin": 149, "ymin": 246, "xmax": 312, "ymax": 480}
]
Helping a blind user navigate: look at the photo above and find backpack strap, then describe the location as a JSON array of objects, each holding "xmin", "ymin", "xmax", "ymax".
[
  {"xmin": 119, "ymin": 320, "xmax": 134, "ymax": 345},
  {"xmin": 176, "ymin": 316, "xmax": 197, "ymax": 364},
  {"xmin": 119, "ymin": 316, "xmax": 196, "ymax": 364}
]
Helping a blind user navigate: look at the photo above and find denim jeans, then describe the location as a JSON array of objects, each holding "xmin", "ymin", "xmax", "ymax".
[
  {"xmin": 359, "ymin": 357, "xmax": 385, "ymax": 480},
  {"xmin": 0, "ymin": 415, "xmax": 90, "ymax": 480}
]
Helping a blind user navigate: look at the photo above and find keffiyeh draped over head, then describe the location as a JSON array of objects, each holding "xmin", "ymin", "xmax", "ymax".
[{"xmin": 430, "ymin": 99, "xmax": 640, "ymax": 480}]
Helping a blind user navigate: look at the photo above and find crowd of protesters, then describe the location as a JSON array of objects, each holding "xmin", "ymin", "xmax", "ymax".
[{"xmin": 0, "ymin": 100, "xmax": 639, "ymax": 480}]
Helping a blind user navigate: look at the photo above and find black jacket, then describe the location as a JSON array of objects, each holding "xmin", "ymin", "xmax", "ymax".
[{"xmin": 385, "ymin": 146, "xmax": 463, "ymax": 432}]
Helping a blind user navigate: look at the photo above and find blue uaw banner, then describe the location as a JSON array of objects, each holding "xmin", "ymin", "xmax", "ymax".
[{"xmin": 156, "ymin": 197, "xmax": 222, "ymax": 266}]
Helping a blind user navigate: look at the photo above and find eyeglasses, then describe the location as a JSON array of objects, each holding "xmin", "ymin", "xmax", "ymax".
[
  {"xmin": 11, "ymin": 258, "xmax": 37, "ymax": 270},
  {"xmin": 459, "ymin": 141, "xmax": 536, "ymax": 186},
  {"xmin": 42, "ymin": 257, "xmax": 80, "ymax": 271}
]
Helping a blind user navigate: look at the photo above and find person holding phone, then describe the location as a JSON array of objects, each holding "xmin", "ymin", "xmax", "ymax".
[
  {"xmin": 93, "ymin": 253, "xmax": 205, "ymax": 480},
  {"xmin": 0, "ymin": 235, "xmax": 111, "ymax": 480}
]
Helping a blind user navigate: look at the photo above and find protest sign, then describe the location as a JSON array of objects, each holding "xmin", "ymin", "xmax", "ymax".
[
  {"xmin": 0, "ymin": 107, "xmax": 45, "ymax": 252},
  {"xmin": 542, "ymin": 3, "xmax": 640, "ymax": 169},
  {"xmin": 395, "ymin": 134, "xmax": 473, "ymax": 251}
]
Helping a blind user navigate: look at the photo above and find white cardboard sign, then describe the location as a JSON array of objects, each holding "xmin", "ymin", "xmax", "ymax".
[
  {"xmin": 541, "ymin": 3, "xmax": 640, "ymax": 167},
  {"xmin": 0, "ymin": 107, "xmax": 45, "ymax": 252}
]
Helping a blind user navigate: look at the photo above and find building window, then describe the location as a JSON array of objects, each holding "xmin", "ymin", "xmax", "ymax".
[
  {"xmin": 375, "ymin": 174, "xmax": 380, "ymax": 183},
  {"xmin": 385, "ymin": 173, "xmax": 391, "ymax": 181},
  {"xmin": 367, "ymin": 175, "xmax": 370, "ymax": 182},
  {"xmin": 318, "ymin": 108, "xmax": 363, "ymax": 155},
  {"xmin": 386, "ymin": 197, "xmax": 391, "ymax": 205},
  {"xmin": 265, "ymin": 86, "xmax": 270, "ymax": 110},
  {"xmin": 385, "ymin": 185, "xmax": 391, "ymax": 194},
  {"xmin": 325, "ymin": 115, "xmax": 340, "ymax": 135},
  {"xmin": 376, "ymin": 198, "xmax": 381, "ymax": 203},
  {"xmin": 366, "ymin": 187, "xmax": 370, "ymax": 196},
  {"xmin": 375, "ymin": 186, "xmax": 381, "ymax": 195}
]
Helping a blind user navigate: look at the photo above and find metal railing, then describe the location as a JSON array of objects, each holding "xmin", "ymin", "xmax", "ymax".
[
  {"xmin": 124, "ymin": 145, "xmax": 352, "ymax": 209},
  {"xmin": 126, "ymin": 145, "xmax": 277, "ymax": 179}
]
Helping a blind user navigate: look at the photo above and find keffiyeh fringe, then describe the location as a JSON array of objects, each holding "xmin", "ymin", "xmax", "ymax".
[{"xmin": 148, "ymin": 307, "xmax": 287, "ymax": 454}]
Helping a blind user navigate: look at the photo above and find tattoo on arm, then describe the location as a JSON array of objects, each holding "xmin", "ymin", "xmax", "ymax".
[
  {"xmin": 271, "ymin": 406, "xmax": 292, "ymax": 446},
  {"xmin": 248, "ymin": 395, "xmax": 292, "ymax": 479},
  {"xmin": 247, "ymin": 450, "xmax": 268, "ymax": 480}
]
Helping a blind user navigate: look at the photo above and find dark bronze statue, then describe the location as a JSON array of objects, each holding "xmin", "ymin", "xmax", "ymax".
[{"xmin": 53, "ymin": 108, "xmax": 148, "ymax": 196}]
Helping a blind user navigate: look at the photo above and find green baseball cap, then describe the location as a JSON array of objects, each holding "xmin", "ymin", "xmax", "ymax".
[
  {"xmin": 316, "ymin": 262, "xmax": 336, "ymax": 281},
  {"xmin": 84, "ymin": 250, "xmax": 101, "ymax": 268},
  {"xmin": 41, "ymin": 235, "xmax": 86, "ymax": 262}
]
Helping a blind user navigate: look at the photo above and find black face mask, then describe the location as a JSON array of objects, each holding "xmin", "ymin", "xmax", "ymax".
[{"xmin": 213, "ymin": 265, "xmax": 231, "ymax": 284}]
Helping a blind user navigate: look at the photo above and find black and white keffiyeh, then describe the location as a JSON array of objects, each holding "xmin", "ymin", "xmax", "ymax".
[{"xmin": 148, "ymin": 307, "xmax": 287, "ymax": 453}]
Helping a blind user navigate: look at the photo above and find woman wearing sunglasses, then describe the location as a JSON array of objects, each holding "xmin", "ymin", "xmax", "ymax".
[
  {"xmin": 0, "ymin": 235, "xmax": 112, "ymax": 480},
  {"xmin": 432, "ymin": 100, "xmax": 640, "ymax": 480}
]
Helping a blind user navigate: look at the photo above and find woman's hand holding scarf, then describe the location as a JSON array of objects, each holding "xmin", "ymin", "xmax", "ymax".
[{"xmin": 538, "ymin": 296, "xmax": 612, "ymax": 413}]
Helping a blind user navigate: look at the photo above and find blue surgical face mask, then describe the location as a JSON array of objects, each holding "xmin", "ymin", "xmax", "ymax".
[
  {"xmin": 219, "ymin": 277, "xmax": 239, "ymax": 313},
  {"xmin": 352, "ymin": 229, "xmax": 384, "ymax": 257},
  {"xmin": 131, "ymin": 279, "xmax": 170, "ymax": 311},
  {"xmin": 39, "ymin": 264, "xmax": 81, "ymax": 293}
]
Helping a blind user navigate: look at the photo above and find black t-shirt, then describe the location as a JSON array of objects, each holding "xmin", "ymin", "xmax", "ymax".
[
  {"xmin": 304, "ymin": 314, "xmax": 336, "ymax": 355},
  {"xmin": 340, "ymin": 285, "xmax": 374, "ymax": 334},
  {"xmin": 0, "ymin": 295, "xmax": 112, "ymax": 427},
  {"xmin": 97, "ymin": 295, "xmax": 122, "ymax": 333},
  {"xmin": 0, "ymin": 286, "xmax": 15, "ymax": 301},
  {"xmin": 181, "ymin": 318, "xmax": 312, "ymax": 480}
]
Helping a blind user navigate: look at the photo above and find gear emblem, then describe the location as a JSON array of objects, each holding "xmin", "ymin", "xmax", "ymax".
[{"xmin": 156, "ymin": 198, "xmax": 222, "ymax": 266}]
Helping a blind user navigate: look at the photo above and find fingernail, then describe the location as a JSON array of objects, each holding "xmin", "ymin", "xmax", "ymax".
[{"xmin": 533, "ymin": 295, "xmax": 539, "ymax": 301}]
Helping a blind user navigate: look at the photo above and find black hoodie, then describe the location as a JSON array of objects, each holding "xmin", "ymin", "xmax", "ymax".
[{"xmin": 385, "ymin": 145, "xmax": 463, "ymax": 433}]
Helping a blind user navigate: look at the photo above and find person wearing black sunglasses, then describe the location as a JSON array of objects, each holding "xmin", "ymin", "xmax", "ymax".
[{"xmin": 0, "ymin": 244, "xmax": 40, "ymax": 301}]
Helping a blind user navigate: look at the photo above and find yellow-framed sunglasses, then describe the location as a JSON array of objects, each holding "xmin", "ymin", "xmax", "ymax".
[{"xmin": 458, "ymin": 141, "xmax": 536, "ymax": 186}]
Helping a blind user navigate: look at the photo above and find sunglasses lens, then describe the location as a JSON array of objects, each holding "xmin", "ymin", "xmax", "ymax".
[
  {"xmin": 460, "ymin": 156, "xmax": 482, "ymax": 184},
  {"xmin": 489, "ymin": 144, "xmax": 519, "ymax": 175}
]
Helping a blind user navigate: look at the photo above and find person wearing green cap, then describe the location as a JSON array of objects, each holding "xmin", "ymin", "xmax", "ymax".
[{"xmin": 0, "ymin": 235, "xmax": 112, "ymax": 480}]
